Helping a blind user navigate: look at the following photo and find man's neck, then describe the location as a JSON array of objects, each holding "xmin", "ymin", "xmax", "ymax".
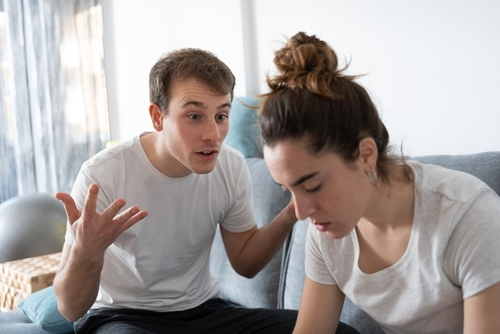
[{"xmin": 139, "ymin": 132, "xmax": 192, "ymax": 178}]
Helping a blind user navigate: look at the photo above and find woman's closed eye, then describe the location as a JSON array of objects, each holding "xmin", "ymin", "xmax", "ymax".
[{"xmin": 305, "ymin": 184, "xmax": 322, "ymax": 193}]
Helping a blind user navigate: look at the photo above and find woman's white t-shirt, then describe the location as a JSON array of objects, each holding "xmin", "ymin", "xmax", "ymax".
[{"xmin": 305, "ymin": 161, "xmax": 500, "ymax": 333}]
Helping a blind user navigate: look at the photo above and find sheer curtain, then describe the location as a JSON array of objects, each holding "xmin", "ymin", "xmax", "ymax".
[{"xmin": 0, "ymin": 0, "xmax": 109, "ymax": 203}]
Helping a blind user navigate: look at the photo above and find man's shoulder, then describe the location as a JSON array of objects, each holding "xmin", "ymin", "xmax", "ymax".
[{"xmin": 83, "ymin": 136, "xmax": 138, "ymax": 170}]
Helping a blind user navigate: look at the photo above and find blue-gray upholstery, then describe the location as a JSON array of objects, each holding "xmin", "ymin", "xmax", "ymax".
[{"xmin": 209, "ymin": 158, "xmax": 291, "ymax": 308}]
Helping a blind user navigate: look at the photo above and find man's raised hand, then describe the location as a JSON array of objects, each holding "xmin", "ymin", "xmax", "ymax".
[{"xmin": 55, "ymin": 184, "xmax": 148, "ymax": 256}]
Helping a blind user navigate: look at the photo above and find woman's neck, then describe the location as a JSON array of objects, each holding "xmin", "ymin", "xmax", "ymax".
[{"xmin": 361, "ymin": 165, "xmax": 415, "ymax": 232}]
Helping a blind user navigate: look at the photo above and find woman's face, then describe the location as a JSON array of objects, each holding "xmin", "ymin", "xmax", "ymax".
[{"xmin": 264, "ymin": 139, "xmax": 375, "ymax": 239}]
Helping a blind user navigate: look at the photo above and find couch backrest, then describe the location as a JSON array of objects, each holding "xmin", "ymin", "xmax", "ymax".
[
  {"xmin": 209, "ymin": 157, "xmax": 291, "ymax": 308},
  {"xmin": 412, "ymin": 151, "xmax": 500, "ymax": 196}
]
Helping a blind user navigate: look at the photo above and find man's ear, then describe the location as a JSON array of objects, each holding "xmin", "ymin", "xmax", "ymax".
[
  {"xmin": 359, "ymin": 137, "xmax": 378, "ymax": 173},
  {"xmin": 149, "ymin": 103, "xmax": 164, "ymax": 131}
]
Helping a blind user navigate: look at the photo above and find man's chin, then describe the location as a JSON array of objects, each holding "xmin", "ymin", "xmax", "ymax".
[{"xmin": 190, "ymin": 163, "xmax": 217, "ymax": 175}]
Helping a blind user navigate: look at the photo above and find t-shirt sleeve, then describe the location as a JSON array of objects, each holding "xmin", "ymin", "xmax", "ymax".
[
  {"xmin": 305, "ymin": 224, "xmax": 337, "ymax": 285},
  {"xmin": 443, "ymin": 188, "xmax": 500, "ymax": 299},
  {"xmin": 219, "ymin": 158, "xmax": 257, "ymax": 233}
]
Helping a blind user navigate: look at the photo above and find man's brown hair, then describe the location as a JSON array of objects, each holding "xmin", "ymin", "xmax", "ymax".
[{"xmin": 149, "ymin": 48, "xmax": 236, "ymax": 114}]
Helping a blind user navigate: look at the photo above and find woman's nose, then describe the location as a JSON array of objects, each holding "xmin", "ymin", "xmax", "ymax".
[{"xmin": 293, "ymin": 195, "xmax": 315, "ymax": 221}]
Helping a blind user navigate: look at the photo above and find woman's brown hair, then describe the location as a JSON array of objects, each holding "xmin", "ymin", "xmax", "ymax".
[{"xmin": 259, "ymin": 32, "xmax": 411, "ymax": 184}]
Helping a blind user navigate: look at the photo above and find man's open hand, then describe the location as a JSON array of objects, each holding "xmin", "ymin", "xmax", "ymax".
[{"xmin": 55, "ymin": 184, "xmax": 148, "ymax": 257}]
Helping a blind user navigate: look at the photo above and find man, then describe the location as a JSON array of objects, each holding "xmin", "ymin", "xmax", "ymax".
[{"xmin": 53, "ymin": 48, "xmax": 298, "ymax": 333}]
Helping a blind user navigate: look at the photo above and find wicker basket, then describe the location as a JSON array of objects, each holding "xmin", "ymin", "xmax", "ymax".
[{"xmin": 0, "ymin": 252, "xmax": 61, "ymax": 311}]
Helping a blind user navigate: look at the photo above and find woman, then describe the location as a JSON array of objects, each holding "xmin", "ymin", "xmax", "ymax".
[{"xmin": 259, "ymin": 31, "xmax": 500, "ymax": 333}]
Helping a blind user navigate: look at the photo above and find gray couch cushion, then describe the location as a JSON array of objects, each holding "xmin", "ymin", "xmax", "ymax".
[
  {"xmin": 411, "ymin": 151, "xmax": 500, "ymax": 195},
  {"xmin": 210, "ymin": 157, "xmax": 291, "ymax": 308}
]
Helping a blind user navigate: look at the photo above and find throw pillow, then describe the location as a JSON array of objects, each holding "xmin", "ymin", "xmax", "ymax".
[
  {"xmin": 18, "ymin": 286, "xmax": 74, "ymax": 334},
  {"xmin": 225, "ymin": 96, "xmax": 261, "ymax": 158}
]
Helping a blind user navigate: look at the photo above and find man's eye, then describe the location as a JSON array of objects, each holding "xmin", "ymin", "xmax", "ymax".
[
  {"xmin": 188, "ymin": 115, "xmax": 201, "ymax": 120},
  {"xmin": 216, "ymin": 114, "xmax": 228, "ymax": 121}
]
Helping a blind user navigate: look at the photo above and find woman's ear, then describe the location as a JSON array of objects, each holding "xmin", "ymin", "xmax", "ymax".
[
  {"xmin": 149, "ymin": 103, "xmax": 164, "ymax": 131},
  {"xmin": 358, "ymin": 137, "xmax": 378, "ymax": 173}
]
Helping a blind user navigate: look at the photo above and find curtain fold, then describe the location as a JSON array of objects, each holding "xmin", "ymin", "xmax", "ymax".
[{"xmin": 0, "ymin": 0, "xmax": 109, "ymax": 203}]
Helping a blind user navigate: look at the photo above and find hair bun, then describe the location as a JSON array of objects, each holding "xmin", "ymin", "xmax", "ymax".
[
  {"xmin": 268, "ymin": 32, "xmax": 346, "ymax": 98},
  {"xmin": 288, "ymin": 32, "xmax": 338, "ymax": 73}
]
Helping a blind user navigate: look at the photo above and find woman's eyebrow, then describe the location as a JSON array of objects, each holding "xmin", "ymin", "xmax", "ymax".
[{"xmin": 291, "ymin": 172, "xmax": 320, "ymax": 187}]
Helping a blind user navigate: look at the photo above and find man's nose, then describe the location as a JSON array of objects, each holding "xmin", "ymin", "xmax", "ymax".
[{"xmin": 202, "ymin": 120, "xmax": 220, "ymax": 143}]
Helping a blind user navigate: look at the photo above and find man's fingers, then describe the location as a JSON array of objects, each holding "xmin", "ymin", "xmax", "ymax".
[
  {"xmin": 98, "ymin": 204, "xmax": 148, "ymax": 239},
  {"xmin": 54, "ymin": 192, "xmax": 81, "ymax": 224},
  {"xmin": 99, "ymin": 198, "xmax": 127, "ymax": 223},
  {"xmin": 114, "ymin": 207, "xmax": 148, "ymax": 234},
  {"xmin": 82, "ymin": 184, "xmax": 100, "ymax": 220}
]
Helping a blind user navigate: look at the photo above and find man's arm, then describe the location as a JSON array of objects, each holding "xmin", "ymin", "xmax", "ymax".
[
  {"xmin": 55, "ymin": 242, "xmax": 102, "ymax": 322},
  {"xmin": 220, "ymin": 201, "xmax": 296, "ymax": 278},
  {"xmin": 53, "ymin": 184, "xmax": 147, "ymax": 321},
  {"xmin": 464, "ymin": 281, "xmax": 500, "ymax": 333}
]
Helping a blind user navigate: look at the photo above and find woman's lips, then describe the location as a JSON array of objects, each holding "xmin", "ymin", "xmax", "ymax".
[{"xmin": 313, "ymin": 222, "xmax": 331, "ymax": 232}]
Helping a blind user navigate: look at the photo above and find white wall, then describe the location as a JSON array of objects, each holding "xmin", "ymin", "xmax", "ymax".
[
  {"xmin": 101, "ymin": 0, "xmax": 247, "ymax": 142},
  {"xmin": 102, "ymin": 0, "xmax": 500, "ymax": 156}
]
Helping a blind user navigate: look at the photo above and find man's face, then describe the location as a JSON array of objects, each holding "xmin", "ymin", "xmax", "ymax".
[{"xmin": 157, "ymin": 77, "xmax": 231, "ymax": 177}]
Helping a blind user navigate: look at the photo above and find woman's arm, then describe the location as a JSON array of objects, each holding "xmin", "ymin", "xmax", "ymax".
[
  {"xmin": 464, "ymin": 281, "xmax": 500, "ymax": 333},
  {"xmin": 293, "ymin": 276, "xmax": 345, "ymax": 334}
]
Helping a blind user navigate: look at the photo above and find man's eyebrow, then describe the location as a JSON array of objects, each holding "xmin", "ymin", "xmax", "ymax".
[
  {"xmin": 291, "ymin": 172, "xmax": 320, "ymax": 187},
  {"xmin": 181, "ymin": 100, "xmax": 206, "ymax": 108},
  {"xmin": 180, "ymin": 101, "xmax": 231, "ymax": 110}
]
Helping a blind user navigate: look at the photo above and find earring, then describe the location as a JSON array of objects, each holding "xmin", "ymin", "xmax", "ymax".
[{"xmin": 367, "ymin": 169, "xmax": 378, "ymax": 185}]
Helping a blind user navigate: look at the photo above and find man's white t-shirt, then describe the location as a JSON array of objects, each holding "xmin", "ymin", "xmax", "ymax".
[
  {"xmin": 305, "ymin": 161, "xmax": 500, "ymax": 334},
  {"xmin": 65, "ymin": 134, "xmax": 257, "ymax": 312}
]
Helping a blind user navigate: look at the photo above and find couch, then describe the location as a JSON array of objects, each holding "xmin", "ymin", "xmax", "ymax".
[{"xmin": 1, "ymin": 97, "xmax": 499, "ymax": 333}]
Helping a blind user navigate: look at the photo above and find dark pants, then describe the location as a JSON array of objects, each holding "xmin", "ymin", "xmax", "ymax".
[{"xmin": 74, "ymin": 298, "xmax": 360, "ymax": 334}]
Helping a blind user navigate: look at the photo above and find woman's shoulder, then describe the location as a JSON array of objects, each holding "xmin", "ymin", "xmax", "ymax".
[{"xmin": 408, "ymin": 160, "xmax": 493, "ymax": 203}]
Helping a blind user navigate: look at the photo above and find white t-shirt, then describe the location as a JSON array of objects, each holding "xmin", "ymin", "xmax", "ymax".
[
  {"xmin": 305, "ymin": 161, "xmax": 500, "ymax": 334},
  {"xmin": 65, "ymin": 134, "xmax": 257, "ymax": 312}
]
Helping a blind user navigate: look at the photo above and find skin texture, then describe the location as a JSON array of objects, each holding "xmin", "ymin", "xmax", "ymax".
[
  {"xmin": 53, "ymin": 78, "xmax": 298, "ymax": 322},
  {"xmin": 264, "ymin": 138, "xmax": 500, "ymax": 334}
]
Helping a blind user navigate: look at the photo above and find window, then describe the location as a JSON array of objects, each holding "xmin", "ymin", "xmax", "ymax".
[{"xmin": 0, "ymin": 0, "xmax": 109, "ymax": 203}]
